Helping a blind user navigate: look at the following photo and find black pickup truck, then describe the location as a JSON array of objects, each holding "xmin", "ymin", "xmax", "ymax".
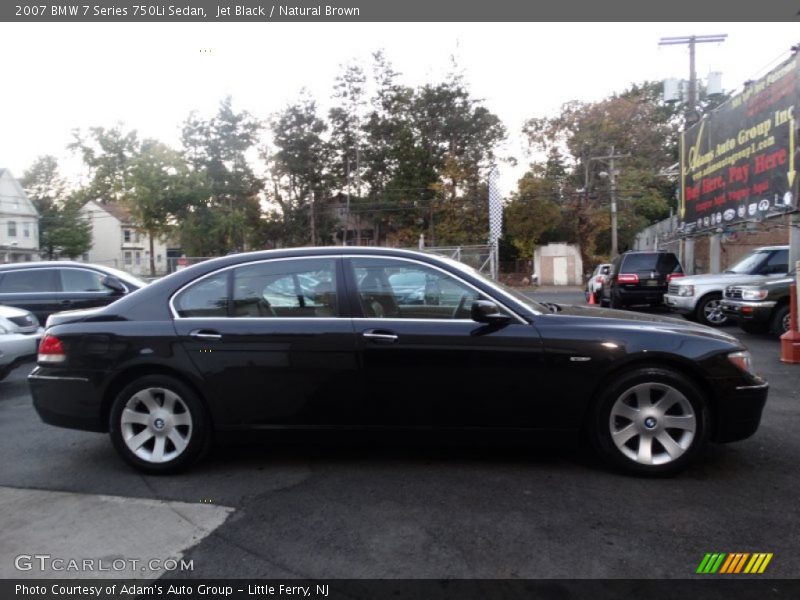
[{"xmin": 721, "ymin": 277, "xmax": 792, "ymax": 338}]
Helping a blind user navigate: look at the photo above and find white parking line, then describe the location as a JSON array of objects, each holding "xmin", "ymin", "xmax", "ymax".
[{"xmin": 0, "ymin": 486, "xmax": 233, "ymax": 578}]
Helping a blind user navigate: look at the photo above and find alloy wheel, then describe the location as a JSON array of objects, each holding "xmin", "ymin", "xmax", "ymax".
[
  {"xmin": 608, "ymin": 382, "xmax": 696, "ymax": 466},
  {"xmin": 703, "ymin": 299, "xmax": 727, "ymax": 325},
  {"xmin": 120, "ymin": 387, "xmax": 193, "ymax": 464}
]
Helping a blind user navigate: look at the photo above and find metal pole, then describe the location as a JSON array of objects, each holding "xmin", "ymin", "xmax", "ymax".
[{"xmin": 609, "ymin": 146, "xmax": 619, "ymax": 259}]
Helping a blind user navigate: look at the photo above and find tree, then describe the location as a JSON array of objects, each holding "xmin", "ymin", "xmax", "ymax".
[
  {"xmin": 181, "ymin": 97, "xmax": 263, "ymax": 254},
  {"xmin": 269, "ymin": 92, "xmax": 331, "ymax": 245},
  {"xmin": 328, "ymin": 63, "xmax": 367, "ymax": 194},
  {"xmin": 20, "ymin": 156, "xmax": 92, "ymax": 259},
  {"xmin": 504, "ymin": 171, "xmax": 563, "ymax": 260},
  {"xmin": 126, "ymin": 141, "xmax": 210, "ymax": 274},
  {"xmin": 69, "ymin": 125, "xmax": 140, "ymax": 204}
]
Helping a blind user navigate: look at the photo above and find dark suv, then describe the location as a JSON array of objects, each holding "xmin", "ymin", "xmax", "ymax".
[
  {"xmin": 721, "ymin": 277, "xmax": 792, "ymax": 338},
  {"xmin": 0, "ymin": 262, "xmax": 145, "ymax": 324},
  {"xmin": 601, "ymin": 251, "xmax": 684, "ymax": 309}
]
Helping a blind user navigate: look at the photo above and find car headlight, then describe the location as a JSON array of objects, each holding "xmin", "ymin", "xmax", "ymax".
[
  {"xmin": 741, "ymin": 289, "xmax": 768, "ymax": 301},
  {"xmin": 677, "ymin": 285, "xmax": 694, "ymax": 297},
  {"xmin": 728, "ymin": 351, "xmax": 754, "ymax": 374}
]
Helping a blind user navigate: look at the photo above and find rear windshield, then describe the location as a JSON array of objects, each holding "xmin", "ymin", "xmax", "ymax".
[{"xmin": 621, "ymin": 253, "xmax": 680, "ymax": 273}]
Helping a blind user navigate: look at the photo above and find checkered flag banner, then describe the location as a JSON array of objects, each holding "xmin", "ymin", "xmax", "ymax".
[{"xmin": 488, "ymin": 167, "xmax": 502, "ymax": 245}]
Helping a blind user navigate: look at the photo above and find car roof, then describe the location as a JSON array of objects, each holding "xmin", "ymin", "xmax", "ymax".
[{"xmin": 0, "ymin": 261, "xmax": 104, "ymax": 270}]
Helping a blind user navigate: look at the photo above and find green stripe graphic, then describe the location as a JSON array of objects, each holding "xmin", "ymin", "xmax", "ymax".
[
  {"xmin": 697, "ymin": 553, "xmax": 727, "ymax": 574},
  {"xmin": 709, "ymin": 553, "xmax": 727, "ymax": 573},
  {"xmin": 697, "ymin": 554, "xmax": 713, "ymax": 574}
]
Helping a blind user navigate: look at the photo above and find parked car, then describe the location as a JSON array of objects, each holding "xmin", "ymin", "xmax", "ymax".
[
  {"xmin": 0, "ymin": 305, "xmax": 43, "ymax": 381},
  {"xmin": 29, "ymin": 247, "xmax": 767, "ymax": 476},
  {"xmin": 721, "ymin": 277, "xmax": 792, "ymax": 337},
  {"xmin": 0, "ymin": 262, "xmax": 146, "ymax": 324},
  {"xmin": 600, "ymin": 251, "xmax": 684, "ymax": 309},
  {"xmin": 585, "ymin": 263, "xmax": 611, "ymax": 303},
  {"xmin": 663, "ymin": 246, "xmax": 789, "ymax": 327}
]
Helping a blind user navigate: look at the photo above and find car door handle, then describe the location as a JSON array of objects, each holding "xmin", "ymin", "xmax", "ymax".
[
  {"xmin": 362, "ymin": 330, "xmax": 398, "ymax": 343},
  {"xmin": 189, "ymin": 329, "xmax": 222, "ymax": 341},
  {"xmin": 59, "ymin": 300, "xmax": 72, "ymax": 306}
]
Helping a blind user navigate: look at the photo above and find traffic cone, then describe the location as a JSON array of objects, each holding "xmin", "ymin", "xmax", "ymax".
[{"xmin": 588, "ymin": 291, "xmax": 596, "ymax": 305}]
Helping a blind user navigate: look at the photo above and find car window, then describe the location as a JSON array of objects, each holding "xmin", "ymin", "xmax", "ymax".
[
  {"xmin": 173, "ymin": 271, "xmax": 229, "ymax": 318},
  {"xmin": 760, "ymin": 250, "xmax": 788, "ymax": 275},
  {"xmin": 352, "ymin": 257, "xmax": 488, "ymax": 319},
  {"xmin": 620, "ymin": 254, "xmax": 659, "ymax": 272},
  {"xmin": 726, "ymin": 251, "xmax": 770, "ymax": 274},
  {"xmin": 61, "ymin": 268, "xmax": 109, "ymax": 292},
  {"xmin": 0, "ymin": 269, "xmax": 60, "ymax": 293},
  {"xmin": 232, "ymin": 258, "xmax": 337, "ymax": 318}
]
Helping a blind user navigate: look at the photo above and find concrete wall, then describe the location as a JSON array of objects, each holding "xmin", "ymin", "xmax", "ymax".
[{"xmin": 533, "ymin": 243, "xmax": 583, "ymax": 285}]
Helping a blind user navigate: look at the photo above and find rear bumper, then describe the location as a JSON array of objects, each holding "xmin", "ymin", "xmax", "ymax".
[
  {"xmin": 711, "ymin": 380, "xmax": 768, "ymax": 443},
  {"xmin": 0, "ymin": 330, "xmax": 43, "ymax": 370},
  {"xmin": 615, "ymin": 287, "xmax": 667, "ymax": 305},
  {"xmin": 28, "ymin": 367, "xmax": 107, "ymax": 432}
]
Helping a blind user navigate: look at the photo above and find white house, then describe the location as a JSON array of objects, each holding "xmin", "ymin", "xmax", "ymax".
[
  {"xmin": 80, "ymin": 200, "xmax": 170, "ymax": 276},
  {"xmin": 0, "ymin": 169, "xmax": 39, "ymax": 263}
]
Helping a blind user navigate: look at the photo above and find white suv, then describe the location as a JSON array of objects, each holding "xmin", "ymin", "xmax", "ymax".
[{"xmin": 663, "ymin": 246, "xmax": 789, "ymax": 326}]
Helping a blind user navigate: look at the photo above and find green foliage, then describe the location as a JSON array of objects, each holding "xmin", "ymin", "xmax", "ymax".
[
  {"xmin": 503, "ymin": 172, "xmax": 562, "ymax": 259},
  {"xmin": 20, "ymin": 156, "xmax": 92, "ymax": 259}
]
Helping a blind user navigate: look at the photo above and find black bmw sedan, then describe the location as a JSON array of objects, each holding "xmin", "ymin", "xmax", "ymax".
[{"xmin": 28, "ymin": 247, "xmax": 768, "ymax": 475}]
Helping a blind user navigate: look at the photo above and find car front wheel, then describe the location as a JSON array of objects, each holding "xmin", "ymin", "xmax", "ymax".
[
  {"xmin": 592, "ymin": 367, "xmax": 709, "ymax": 475},
  {"xmin": 696, "ymin": 293, "xmax": 727, "ymax": 327},
  {"xmin": 771, "ymin": 304, "xmax": 791, "ymax": 338},
  {"xmin": 109, "ymin": 375, "xmax": 210, "ymax": 473}
]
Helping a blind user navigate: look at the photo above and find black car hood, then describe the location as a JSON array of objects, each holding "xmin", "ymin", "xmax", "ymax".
[{"xmin": 548, "ymin": 303, "xmax": 740, "ymax": 344}]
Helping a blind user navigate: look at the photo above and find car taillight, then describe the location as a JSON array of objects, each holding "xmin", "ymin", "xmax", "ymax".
[
  {"xmin": 667, "ymin": 273, "xmax": 685, "ymax": 282},
  {"xmin": 595, "ymin": 275, "xmax": 605, "ymax": 283},
  {"xmin": 617, "ymin": 274, "xmax": 639, "ymax": 284},
  {"xmin": 38, "ymin": 334, "xmax": 66, "ymax": 363}
]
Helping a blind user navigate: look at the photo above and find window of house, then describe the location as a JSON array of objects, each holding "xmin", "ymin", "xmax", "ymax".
[
  {"xmin": 8, "ymin": 221, "xmax": 16, "ymax": 237},
  {"xmin": 23, "ymin": 223, "xmax": 30, "ymax": 238},
  {"xmin": 124, "ymin": 251, "xmax": 132, "ymax": 265},
  {"xmin": 135, "ymin": 252, "xmax": 141, "ymax": 266},
  {"xmin": 123, "ymin": 229, "xmax": 131, "ymax": 243}
]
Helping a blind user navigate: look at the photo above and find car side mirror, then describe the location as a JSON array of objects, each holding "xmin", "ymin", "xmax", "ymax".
[
  {"xmin": 471, "ymin": 300, "xmax": 511, "ymax": 324},
  {"xmin": 100, "ymin": 276, "xmax": 126, "ymax": 294}
]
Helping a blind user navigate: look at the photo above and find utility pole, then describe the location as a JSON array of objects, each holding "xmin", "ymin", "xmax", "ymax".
[
  {"xmin": 592, "ymin": 146, "xmax": 630, "ymax": 259},
  {"xmin": 658, "ymin": 34, "xmax": 727, "ymax": 126}
]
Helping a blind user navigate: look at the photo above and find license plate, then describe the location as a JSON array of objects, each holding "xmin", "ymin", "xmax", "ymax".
[{"xmin": 645, "ymin": 280, "xmax": 659, "ymax": 286}]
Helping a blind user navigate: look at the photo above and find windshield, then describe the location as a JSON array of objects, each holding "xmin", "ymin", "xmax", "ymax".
[{"xmin": 725, "ymin": 251, "xmax": 768, "ymax": 274}]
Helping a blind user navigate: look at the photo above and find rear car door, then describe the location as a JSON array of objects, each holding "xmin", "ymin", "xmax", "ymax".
[
  {"xmin": 346, "ymin": 256, "xmax": 542, "ymax": 428},
  {"xmin": 58, "ymin": 267, "xmax": 124, "ymax": 312},
  {"xmin": 172, "ymin": 256, "xmax": 360, "ymax": 426},
  {"xmin": 0, "ymin": 268, "xmax": 62, "ymax": 323}
]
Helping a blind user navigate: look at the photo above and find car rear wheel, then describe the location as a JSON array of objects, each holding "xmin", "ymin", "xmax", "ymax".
[
  {"xmin": 109, "ymin": 375, "xmax": 210, "ymax": 473},
  {"xmin": 592, "ymin": 367, "xmax": 709, "ymax": 475},
  {"xmin": 771, "ymin": 304, "xmax": 791, "ymax": 338},
  {"xmin": 696, "ymin": 293, "xmax": 727, "ymax": 327}
]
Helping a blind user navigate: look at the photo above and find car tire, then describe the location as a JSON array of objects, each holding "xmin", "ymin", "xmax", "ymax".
[
  {"xmin": 109, "ymin": 374, "xmax": 211, "ymax": 474},
  {"xmin": 739, "ymin": 320, "xmax": 769, "ymax": 335},
  {"xmin": 695, "ymin": 293, "xmax": 727, "ymax": 327},
  {"xmin": 770, "ymin": 304, "xmax": 791, "ymax": 338},
  {"xmin": 591, "ymin": 367, "xmax": 710, "ymax": 476},
  {"xmin": 609, "ymin": 292, "xmax": 623, "ymax": 310}
]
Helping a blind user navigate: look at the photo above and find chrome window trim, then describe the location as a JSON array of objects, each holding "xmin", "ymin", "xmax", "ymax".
[{"xmin": 169, "ymin": 254, "xmax": 528, "ymax": 324}]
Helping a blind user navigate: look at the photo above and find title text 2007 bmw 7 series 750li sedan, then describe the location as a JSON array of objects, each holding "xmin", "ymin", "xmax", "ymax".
[{"xmin": 28, "ymin": 247, "xmax": 768, "ymax": 475}]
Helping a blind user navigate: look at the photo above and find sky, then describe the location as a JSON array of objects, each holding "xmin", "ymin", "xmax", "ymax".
[{"xmin": 1, "ymin": 22, "xmax": 798, "ymax": 194}]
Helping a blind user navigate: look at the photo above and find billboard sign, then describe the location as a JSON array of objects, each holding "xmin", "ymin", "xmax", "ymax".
[{"xmin": 679, "ymin": 53, "xmax": 799, "ymax": 234}]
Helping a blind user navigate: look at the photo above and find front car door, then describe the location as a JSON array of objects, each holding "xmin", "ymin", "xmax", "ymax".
[
  {"xmin": 172, "ymin": 256, "xmax": 359, "ymax": 427},
  {"xmin": 59, "ymin": 267, "xmax": 124, "ymax": 312},
  {"xmin": 345, "ymin": 256, "xmax": 542, "ymax": 428}
]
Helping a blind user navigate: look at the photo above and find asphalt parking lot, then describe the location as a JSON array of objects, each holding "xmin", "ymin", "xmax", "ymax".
[{"xmin": 0, "ymin": 290, "xmax": 798, "ymax": 579}]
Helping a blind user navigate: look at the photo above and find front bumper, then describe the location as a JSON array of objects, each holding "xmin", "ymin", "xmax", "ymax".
[
  {"xmin": 663, "ymin": 293, "xmax": 696, "ymax": 314},
  {"xmin": 28, "ymin": 367, "xmax": 107, "ymax": 432},
  {"xmin": 720, "ymin": 299, "xmax": 776, "ymax": 324},
  {"xmin": 711, "ymin": 379, "xmax": 769, "ymax": 443},
  {"xmin": 0, "ymin": 329, "xmax": 43, "ymax": 370}
]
